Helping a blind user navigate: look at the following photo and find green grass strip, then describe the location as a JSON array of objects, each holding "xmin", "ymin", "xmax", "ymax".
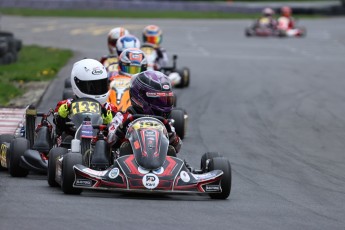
[
  {"xmin": 0, "ymin": 45, "xmax": 72, "ymax": 105},
  {"xmin": 0, "ymin": 8, "xmax": 323, "ymax": 19}
]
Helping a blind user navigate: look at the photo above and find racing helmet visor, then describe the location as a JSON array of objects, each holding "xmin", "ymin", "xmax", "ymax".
[
  {"xmin": 145, "ymin": 36, "xmax": 161, "ymax": 45},
  {"xmin": 145, "ymin": 91, "xmax": 174, "ymax": 109},
  {"xmin": 120, "ymin": 64, "xmax": 147, "ymax": 75},
  {"xmin": 74, "ymin": 78, "xmax": 108, "ymax": 96}
]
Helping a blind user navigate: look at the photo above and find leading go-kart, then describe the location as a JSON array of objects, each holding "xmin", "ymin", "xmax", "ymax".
[
  {"xmin": 141, "ymin": 44, "xmax": 190, "ymax": 88},
  {"xmin": 0, "ymin": 106, "xmax": 60, "ymax": 176},
  {"xmin": 245, "ymin": 18, "xmax": 306, "ymax": 38},
  {"xmin": 50, "ymin": 114, "xmax": 232, "ymax": 199}
]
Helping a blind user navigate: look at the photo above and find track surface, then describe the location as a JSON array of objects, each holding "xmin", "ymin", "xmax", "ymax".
[{"xmin": 1, "ymin": 16, "xmax": 345, "ymax": 230}]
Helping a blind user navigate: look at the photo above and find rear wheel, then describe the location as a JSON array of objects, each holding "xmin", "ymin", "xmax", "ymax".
[
  {"xmin": 61, "ymin": 153, "xmax": 82, "ymax": 194},
  {"xmin": 208, "ymin": 157, "xmax": 231, "ymax": 200},
  {"xmin": 181, "ymin": 67, "xmax": 190, "ymax": 87},
  {"xmin": 8, "ymin": 138, "xmax": 29, "ymax": 177},
  {"xmin": 200, "ymin": 152, "xmax": 222, "ymax": 172},
  {"xmin": 62, "ymin": 88, "xmax": 74, "ymax": 100},
  {"xmin": 169, "ymin": 109, "xmax": 186, "ymax": 139},
  {"xmin": 64, "ymin": 78, "xmax": 72, "ymax": 88},
  {"xmin": 81, "ymin": 138, "xmax": 91, "ymax": 165},
  {"xmin": 48, "ymin": 147, "xmax": 67, "ymax": 187},
  {"xmin": 0, "ymin": 134, "xmax": 15, "ymax": 170}
]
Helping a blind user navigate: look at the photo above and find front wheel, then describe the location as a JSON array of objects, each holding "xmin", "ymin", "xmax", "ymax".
[
  {"xmin": 0, "ymin": 134, "xmax": 15, "ymax": 170},
  {"xmin": 200, "ymin": 152, "xmax": 223, "ymax": 172},
  {"xmin": 48, "ymin": 147, "xmax": 67, "ymax": 187},
  {"xmin": 61, "ymin": 153, "xmax": 82, "ymax": 194},
  {"xmin": 8, "ymin": 138, "xmax": 29, "ymax": 177},
  {"xmin": 169, "ymin": 109, "xmax": 186, "ymax": 139},
  {"xmin": 208, "ymin": 157, "xmax": 231, "ymax": 200},
  {"xmin": 180, "ymin": 67, "xmax": 190, "ymax": 88}
]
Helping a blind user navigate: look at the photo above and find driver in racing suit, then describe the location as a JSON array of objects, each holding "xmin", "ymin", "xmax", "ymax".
[
  {"xmin": 107, "ymin": 70, "xmax": 181, "ymax": 156},
  {"xmin": 141, "ymin": 25, "xmax": 182, "ymax": 87},
  {"xmin": 99, "ymin": 27, "xmax": 130, "ymax": 69},
  {"xmin": 254, "ymin": 8, "xmax": 277, "ymax": 30},
  {"xmin": 54, "ymin": 59, "xmax": 117, "ymax": 138},
  {"xmin": 277, "ymin": 6, "xmax": 295, "ymax": 30}
]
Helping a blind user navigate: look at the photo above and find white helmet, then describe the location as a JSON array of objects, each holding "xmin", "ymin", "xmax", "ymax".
[
  {"xmin": 262, "ymin": 7, "xmax": 274, "ymax": 16},
  {"xmin": 70, "ymin": 59, "xmax": 109, "ymax": 104},
  {"xmin": 107, "ymin": 27, "xmax": 130, "ymax": 54},
  {"xmin": 115, "ymin": 35, "xmax": 141, "ymax": 56}
]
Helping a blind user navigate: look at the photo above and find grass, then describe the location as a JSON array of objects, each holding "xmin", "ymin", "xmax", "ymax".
[
  {"xmin": 0, "ymin": 8, "xmax": 323, "ymax": 19},
  {"xmin": 0, "ymin": 45, "xmax": 72, "ymax": 105}
]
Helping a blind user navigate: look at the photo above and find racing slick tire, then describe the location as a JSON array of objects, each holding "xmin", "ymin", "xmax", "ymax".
[
  {"xmin": 169, "ymin": 108, "xmax": 186, "ymax": 139},
  {"xmin": 208, "ymin": 157, "xmax": 231, "ymax": 200},
  {"xmin": 180, "ymin": 67, "xmax": 190, "ymax": 88},
  {"xmin": 8, "ymin": 137, "xmax": 29, "ymax": 177},
  {"xmin": 48, "ymin": 147, "xmax": 68, "ymax": 187},
  {"xmin": 64, "ymin": 78, "xmax": 72, "ymax": 88},
  {"xmin": 81, "ymin": 138, "xmax": 91, "ymax": 165},
  {"xmin": 62, "ymin": 88, "xmax": 74, "ymax": 100},
  {"xmin": 245, "ymin": 28, "xmax": 254, "ymax": 37},
  {"xmin": 200, "ymin": 152, "xmax": 223, "ymax": 172},
  {"xmin": 61, "ymin": 153, "xmax": 82, "ymax": 194},
  {"xmin": 0, "ymin": 134, "xmax": 15, "ymax": 170}
]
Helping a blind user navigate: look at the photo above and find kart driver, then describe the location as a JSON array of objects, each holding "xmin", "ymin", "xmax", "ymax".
[
  {"xmin": 277, "ymin": 6, "xmax": 295, "ymax": 30},
  {"xmin": 254, "ymin": 8, "xmax": 277, "ymax": 29},
  {"xmin": 54, "ymin": 59, "xmax": 117, "ymax": 137},
  {"xmin": 107, "ymin": 48, "xmax": 148, "ymax": 110},
  {"xmin": 100, "ymin": 27, "xmax": 130, "ymax": 68},
  {"xmin": 107, "ymin": 70, "xmax": 182, "ymax": 156},
  {"xmin": 141, "ymin": 25, "xmax": 182, "ymax": 87},
  {"xmin": 141, "ymin": 25, "xmax": 168, "ymax": 70}
]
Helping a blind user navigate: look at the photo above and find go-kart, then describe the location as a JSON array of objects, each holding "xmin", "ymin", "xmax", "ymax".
[
  {"xmin": 47, "ymin": 97, "xmax": 111, "ymax": 187},
  {"xmin": 50, "ymin": 114, "xmax": 232, "ymax": 199},
  {"xmin": 0, "ymin": 106, "xmax": 58, "ymax": 176},
  {"xmin": 245, "ymin": 26, "xmax": 278, "ymax": 37},
  {"xmin": 141, "ymin": 43, "xmax": 190, "ymax": 88},
  {"xmin": 276, "ymin": 17, "xmax": 306, "ymax": 37}
]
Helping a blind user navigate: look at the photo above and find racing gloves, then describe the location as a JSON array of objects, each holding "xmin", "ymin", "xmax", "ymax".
[
  {"xmin": 102, "ymin": 110, "xmax": 113, "ymax": 125},
  {"xmin": 58, "ymin": 103, "xmax": 69, "ymax": 118}
]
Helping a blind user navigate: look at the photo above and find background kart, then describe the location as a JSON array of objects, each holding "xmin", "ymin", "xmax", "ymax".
[
  {"xmin": 141, "ymin": 44, "xmax": 190, "ymax": 88},
  {"xmin": 0, "ymin": 106, "xmax": 59, "ymax": 176},
  {"xmin": 50, "ymin": 115, "xmax": 231, "ymax": 199}
]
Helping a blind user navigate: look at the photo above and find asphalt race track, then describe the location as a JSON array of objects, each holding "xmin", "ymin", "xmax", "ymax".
[{"xmin": 1, "ymin": 16, "xmax": 345, "ymax": 230}]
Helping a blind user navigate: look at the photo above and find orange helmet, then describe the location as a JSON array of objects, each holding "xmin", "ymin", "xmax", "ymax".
[
  {"xmin": 281, "ymin": 6, "xmax": 292, "ymax": 17},
  {"xmin": 142, "ymin": 25, "xmax": 162, "ymax": 46}
]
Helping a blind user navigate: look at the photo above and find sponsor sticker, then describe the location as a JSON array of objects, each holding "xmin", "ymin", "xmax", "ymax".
[
  {"xmin": 108, "ymin": 168, "xmax": 119, "ymax": 179},
  {"xmin": 205, "ymin": 185, "xmax": 221, "ymax": 192},
  {"xmin": 142, "ymin": 173, "xmax": 159, "ymax": 189},
  {"xmin": 162, "ymin": 84, "xmax": 170, "ymax": 90},
  {"xmin": 92, "ymin": 67, "xmax": 103, "ymax": 75},
  {"xmin": 180, "ymin": 171, "xmax": 190, "ymax": 182},
  {"xmin": 75, "ymin": 179, "xmax": 92, "ymax": 187}
]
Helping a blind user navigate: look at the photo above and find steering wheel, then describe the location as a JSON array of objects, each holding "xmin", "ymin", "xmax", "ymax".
[{"xmin": 119, "ymin": 114, "xmax": 172, "ymax": 134}]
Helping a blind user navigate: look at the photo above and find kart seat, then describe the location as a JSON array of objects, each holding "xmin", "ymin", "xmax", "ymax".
[{"xmin": 32, "ymin": 126, "xmax": 52, "ymax": 154}]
